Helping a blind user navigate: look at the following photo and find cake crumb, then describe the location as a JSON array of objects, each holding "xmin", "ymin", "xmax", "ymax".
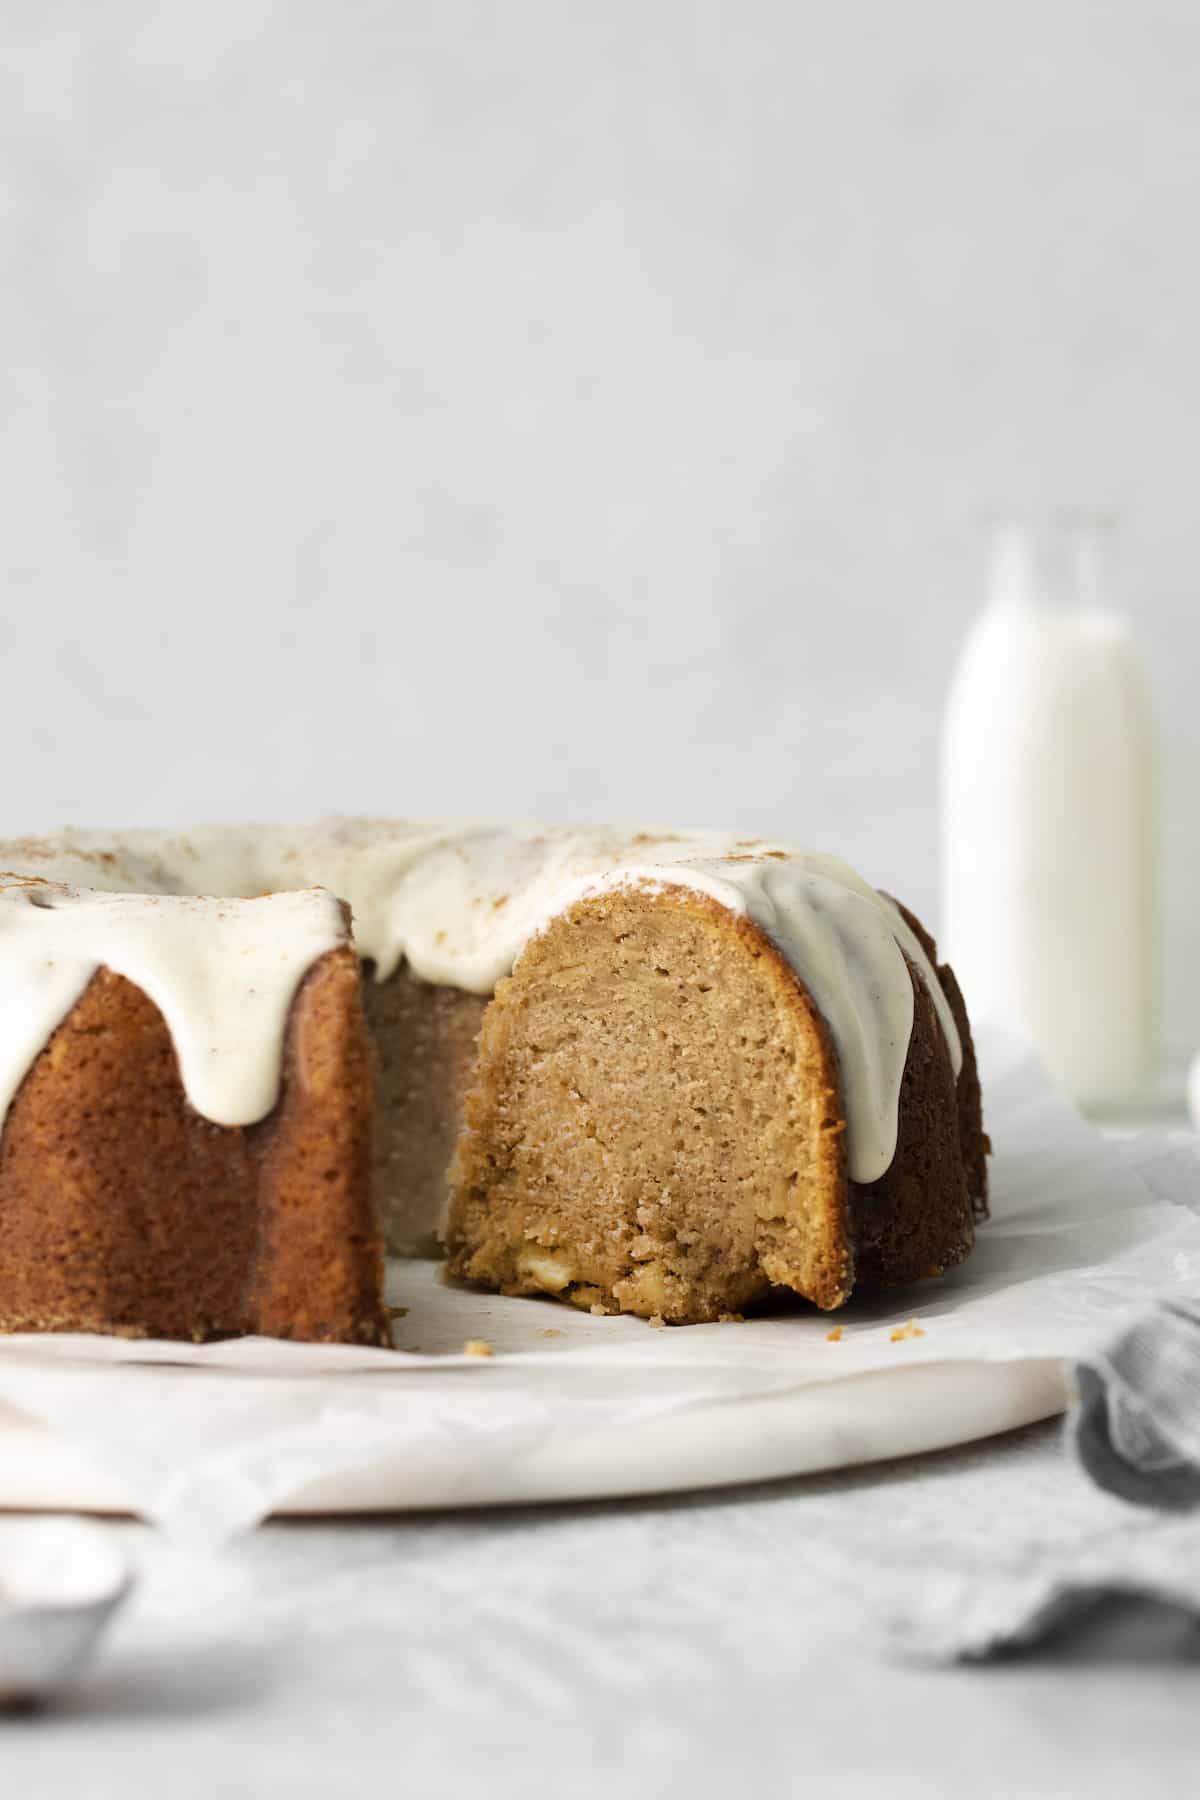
[
  {"xmin": 387, "ymin": 1305, "xmax": 409, "ymax": 1320},
  {"xmin": 648, "ymin": 1312, "xmax": 665, "ymax": 1329},
  {"xmin": 538, "ymin": 1328, "xmax": 563, "ymax": 1338},
  {"xmin": 718, "ymin": 1312, "xmax": 744, "ymax": 1324},
  {"xmin": 589, "ymin": 1303, "xmax": 609, "ymax": 1317},
  {"xmin": 889, "ymin": 1320, "xmax": 926, "ymax": 1343},
  {"xmin": 825, "ymin": 1326, "xmax": 843, "ymax": 1342},
  {"xmin": 463, "ymin": 1338, "xmax": 494, "ymax": 1357}
]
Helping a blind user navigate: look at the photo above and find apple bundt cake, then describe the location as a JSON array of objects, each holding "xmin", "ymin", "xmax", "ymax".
[{"xmin": 0, "ymin": 822, "xmax": 987, "ymax": 1341}]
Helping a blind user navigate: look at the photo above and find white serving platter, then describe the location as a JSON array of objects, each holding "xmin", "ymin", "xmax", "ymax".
[{"xmin": 0, "ymin": 1315, "xmax": 1068, "ymax": 1521}]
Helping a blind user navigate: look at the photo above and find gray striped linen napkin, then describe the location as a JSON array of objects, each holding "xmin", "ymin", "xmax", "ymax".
[
  {"xmin": 1071, "ymin": 1299, "xmax": 1200, "ymax": 1512},
  {"xmin": 883, "ymin": 1303, "xmax": 1200, "ymax": 1663}
]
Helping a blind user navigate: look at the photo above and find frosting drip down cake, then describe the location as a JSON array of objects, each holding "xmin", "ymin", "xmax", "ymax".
[{"xmin": 0, "ymin": 822, "xmax": 988, "ymax": 1340}]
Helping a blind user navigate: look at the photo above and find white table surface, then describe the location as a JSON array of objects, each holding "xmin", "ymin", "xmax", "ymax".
[
  {"xmin": 6, "ymin": 1117, "xmax": 1200, "ymax": 1797},
  {"xmin": 4, "ymin": 1417, "xmax": 1199, "ymax": 1799}
]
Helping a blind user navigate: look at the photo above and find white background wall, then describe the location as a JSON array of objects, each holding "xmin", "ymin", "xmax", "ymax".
[{"xmin": 2, "ymin": 2, "xmax": 1197, "ymax": 1056}]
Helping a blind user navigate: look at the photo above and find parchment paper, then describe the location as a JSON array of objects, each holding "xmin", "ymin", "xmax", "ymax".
[{"xmin": 0, "ymin": 1019, "xmax": 1195, "ymax": 1540}]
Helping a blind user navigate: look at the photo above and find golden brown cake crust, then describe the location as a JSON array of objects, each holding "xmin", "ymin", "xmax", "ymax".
[
  {"xmin": 886, "ymin": 897, "xmax": 990, "ymax": 1222},
  {"xmin": 0, "ymin": 947, "xmax": 389, "ymax": 1345},
  {"xmin": 847, "ymin": 956, "xmax": 975, "ymax": 1289}
]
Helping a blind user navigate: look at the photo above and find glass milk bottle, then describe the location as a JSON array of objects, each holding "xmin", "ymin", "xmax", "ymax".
[{"xmin": 940, "ymin": 514, "xmax": 1156, "ymax": 1109}]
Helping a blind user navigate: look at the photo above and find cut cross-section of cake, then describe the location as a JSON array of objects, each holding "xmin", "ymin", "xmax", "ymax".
[{"xmin": 445, "ymin": 857, "xmax": 987, "ymax": 1324}]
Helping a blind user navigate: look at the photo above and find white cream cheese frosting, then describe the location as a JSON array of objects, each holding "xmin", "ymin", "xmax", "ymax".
[
  {"xmin": 0, "ymin": 821, "xmax": 961, "ymax": 1182},
  {"xmin": 0, "ymin": 881, "xmax": 347, "ymax": 1131}
]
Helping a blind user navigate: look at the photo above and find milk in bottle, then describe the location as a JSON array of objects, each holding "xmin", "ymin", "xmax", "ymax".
[{"xmin": 940, "ymin": 515, "xmax": 1155, "ymax": 1108}]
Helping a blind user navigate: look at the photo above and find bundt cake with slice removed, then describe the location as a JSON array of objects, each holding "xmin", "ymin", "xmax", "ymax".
[
  {"xmin": 0, "ymin": 821, "xmax": 987, "ymax": 1341},
  {"xmin": 445, "ymin": 858, "xmax": 987, "ymax": 1323}
]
